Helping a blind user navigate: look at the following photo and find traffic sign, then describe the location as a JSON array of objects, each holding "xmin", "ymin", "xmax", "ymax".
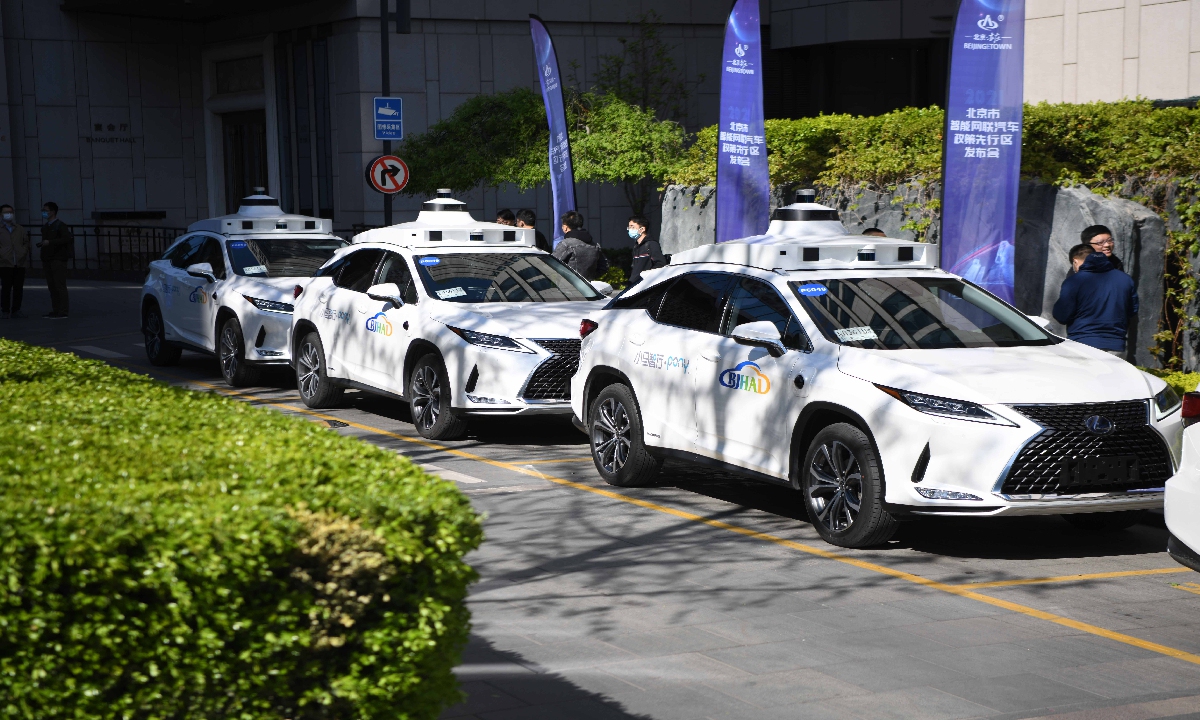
[
  {"xmin": 373, "ymin": 97, "xmax": 404, "ymax": 140},
  {"xmin": 366, "ymin": 155, "xmax": 409, "ymax": 194}
]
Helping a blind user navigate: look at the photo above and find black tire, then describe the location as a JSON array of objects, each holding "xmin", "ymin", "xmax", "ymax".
[
  {"xmin": 588, "ymin": 383, "xmax": 662, "ymax": 488},
  {"xmin": 1062, "ymin": 511, "xmax": 1143, "ymax": 532},
  {"xmin": 295, "ymin": 331, "xmax": 344, "ymax": 409},
  {"xmin": 218, "ymin": 316, "xmax": 262, "ymax": 387},
  {"xmin": 408, "ymin": 353, "xmax": 467, "ymax": 440},
  {"xmin": 143, "ymin": 301, "xmax": 182, "ymax": 366},
  {"xmin": 801, "ymin": 423, "xmax": 898, "ymax": 548}
]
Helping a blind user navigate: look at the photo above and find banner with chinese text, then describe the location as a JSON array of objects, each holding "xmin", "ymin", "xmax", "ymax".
[
  {"xmin": 940, "ymin": 0, "xmax": 1025, "ymax": 303},
  {"xmin": 530, "ymin": 15, "xmax": 576, "ymax": 247},
  {"xmin": 716, "ymin": 0, "xmax": 769, "ymax": 243}
]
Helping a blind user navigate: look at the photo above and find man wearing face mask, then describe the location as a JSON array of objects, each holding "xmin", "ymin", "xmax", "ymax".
[
  {"xmin": 0, "ymin": 204, "xmax": 29, "ymax": 318},
  {"xmin": 626, "ymin": 214, "xmax": 665, "ymax": 286},
  {"xmin": 38, "ymin": 201, "xmax": 72, "ymax": 319}
]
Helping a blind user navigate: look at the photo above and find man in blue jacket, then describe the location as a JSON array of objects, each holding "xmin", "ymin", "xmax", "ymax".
[{"xmin": 1053, "ymin": 240, "xmax": 1138, "ymax": 358}]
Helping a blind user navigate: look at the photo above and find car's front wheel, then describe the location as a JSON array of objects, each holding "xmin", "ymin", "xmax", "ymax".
[
  {"xmin": 218, "ymin": 316, "xmax": 261, "ymax": 387},
  {"xmin": 802, "ymin": 423, "xmax": 898, "ymax": 548},
  {"xmin": 589, "ymin": 383, "xmax": 661, "ymax": 487},
  {"xmin": 408, "ymin": 353, "xmax": 467, "ymax": 440},
  {"xmin": 296, "ymin": 331, "xmax": 344, "ymax": 409},
  {"xmin": 143, "ymin": 301, "xmax": 181, "ymax": 366}
]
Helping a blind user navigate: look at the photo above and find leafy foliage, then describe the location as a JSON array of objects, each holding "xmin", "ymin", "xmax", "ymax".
[
  {"xmin": 1142, "ymin": 367, "xmax": 1200, "ymax": 399},
  {"xmin": 0, "ymin": 340, "xmax": 481, "ymax": 720},
  {"xmin": 592, "ymin": 11, "xmax": 693, "ymax": 121}
]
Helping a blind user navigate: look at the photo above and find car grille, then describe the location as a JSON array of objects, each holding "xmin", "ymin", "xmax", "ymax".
[
  {"xmin": 1000, "ymin": 400, "xmax": 1172, "ymax": 495},
  {"xmin": 522, "ymin": 339, "xmax": 582, "ymax": 401}
]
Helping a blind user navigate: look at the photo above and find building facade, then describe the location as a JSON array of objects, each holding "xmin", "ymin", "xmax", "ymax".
[{"xmin": 0, "ymin": 0, "xmax": 1193, "ymax": 251}]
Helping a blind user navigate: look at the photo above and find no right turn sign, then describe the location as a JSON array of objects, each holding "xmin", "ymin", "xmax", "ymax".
[{"xmin": 366, "ymin": 155, "xmax": 409, "ymax": 194}]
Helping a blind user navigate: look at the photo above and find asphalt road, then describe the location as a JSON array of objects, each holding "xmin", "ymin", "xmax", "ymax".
[{"xmin": 5, "ymin": 280, "xmax": 1200, "ymax": 720}]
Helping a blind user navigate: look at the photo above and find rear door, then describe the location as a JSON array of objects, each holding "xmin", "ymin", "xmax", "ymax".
[
  {"xmin": 160, "ymin": 234, "xmax": 207, "ymax": 343},
  {"xmin": 353, "ymin": 251, "xmax": 420, "ymax": 395}
]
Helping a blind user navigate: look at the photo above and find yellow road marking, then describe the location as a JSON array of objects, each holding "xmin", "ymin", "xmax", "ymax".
[
  {"xmin": 132, "ymin": 372, "xmax": 1200, "ymax": 669},
  {"xmin": 1172, "ymin": 582, "xmax": 1200, "ymax": 597},
  {"xmin": 958, "ymin": 567, "xmax": 1193, "ymax": 589}
]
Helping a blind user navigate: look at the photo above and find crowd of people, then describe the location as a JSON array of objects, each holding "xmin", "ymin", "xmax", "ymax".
[
  {"xmin": 0, "ymin": 201, "xmax": 72, "ymax": 320},
  {"xmin": 493, "ymin": 207, "xmax": 666, "ymax": 283}
]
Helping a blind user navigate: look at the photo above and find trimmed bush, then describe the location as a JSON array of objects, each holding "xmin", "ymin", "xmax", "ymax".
[
  {"xmin": 0, "ymin": 339, "xmax": 482, "ymax": 719},
  {"xmin": 1144, "ymin": 367, "xmax": 1200, "ymax": 399}
]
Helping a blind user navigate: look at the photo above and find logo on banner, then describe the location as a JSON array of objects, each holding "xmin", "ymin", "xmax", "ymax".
[
  {"xmin": 544, "ymin": 64, "xmax": 552, "ymax": 77},
  {"xmin": 734, "ymin": 43, "xmax": 746, "ymax": 57},
  {"xmin": 977, "ymin": 15, "xmax": 999, "ymax": 30}
]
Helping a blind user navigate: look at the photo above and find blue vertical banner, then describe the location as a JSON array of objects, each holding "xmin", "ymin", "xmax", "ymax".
[
  {"xmin": 530, "ymin": 15, "xmax": 577, "ymax": 247},
  {"xmin": 941, "ymin": 0, "xmax": 1026, "ymax": 303},
  {"xmin": 716, "ymin": 0, "xmax": 769, "ymax": 243}
]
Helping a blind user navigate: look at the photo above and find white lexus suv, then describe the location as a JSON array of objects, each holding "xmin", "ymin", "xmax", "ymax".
[
  {"xmin": 140, "ymin": 191, "xmax": 346, "ymax": 385},
  {"xmin": 289, "ymin": 191, "xmax": 609, "ymax": 440},
  {"xmin": 571, "ymin": 199, "xmax": 1183, "ymax": 548}
]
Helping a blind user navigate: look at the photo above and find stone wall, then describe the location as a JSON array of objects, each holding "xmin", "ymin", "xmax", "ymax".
[{"xmin": 660, "ymin": 181, "xmax": 1167, "ymax": 368}]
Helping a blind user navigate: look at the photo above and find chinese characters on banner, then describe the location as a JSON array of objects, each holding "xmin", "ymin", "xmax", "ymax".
[
  {"xmin": 529, "ymin": 15, "xmax": 577, "ymax": 247},
  {"xmin": 716, "ymin": 0, "xmax": 770, "ymax": 243},
  {"xmin": 941, "ymin": 0, "xmax": 1025, "ymax": 304}
]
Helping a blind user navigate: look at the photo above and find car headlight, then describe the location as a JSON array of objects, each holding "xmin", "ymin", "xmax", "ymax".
[
  {"xmin": 242, "ymin": 295, "xmax": 294, "ymax": 313},
  {"xmin": 876, "ymin": 385, "xmax": 1017, "ymax": 426},
  {"xmin": 447, "ymin": 326, "xmax": 532, "ymax": 353},
  {"xmin": 1155, "ymin": 384, "xmax": 1182, "ymax": 419}
]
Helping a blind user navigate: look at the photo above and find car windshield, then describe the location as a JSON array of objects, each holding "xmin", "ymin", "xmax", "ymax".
[
  {"xmin": 413, "ymin": 253, "xmax": 603, "ymax": 302},
  {"xmin": 790, "ymin": 276, "xmax": 1059, "ymax": 349},
  {"xmin": 225, "ymin": 237, "xmax": 348, "ymax": 278}
]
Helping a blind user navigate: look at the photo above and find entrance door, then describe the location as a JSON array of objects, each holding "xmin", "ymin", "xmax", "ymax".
[{"xmin": 222, "ymin": 110, "xmax": 268, "ymax": 212}]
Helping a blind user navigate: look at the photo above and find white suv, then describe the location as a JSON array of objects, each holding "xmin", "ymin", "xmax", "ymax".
[
  {"xmin": 571, "ymin": 202, "xmax": 1182, "ymax": 548},
  {"xmin": 140, "ymin": 192, "xmax": 346, "ymax": 385},
  {"xmin": 289, "ymin": 192, "xmax": 609, "ymax": 440}
]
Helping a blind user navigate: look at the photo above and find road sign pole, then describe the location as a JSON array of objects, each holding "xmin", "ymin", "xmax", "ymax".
[{"xmin": 381, "ymin": 0, "xmax": 393, "ymax": 226}]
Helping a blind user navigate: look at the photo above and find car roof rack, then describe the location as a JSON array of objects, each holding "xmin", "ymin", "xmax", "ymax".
[{"xmin": 351, "ymin": 189, "xmax": 537, "ymax": 249}]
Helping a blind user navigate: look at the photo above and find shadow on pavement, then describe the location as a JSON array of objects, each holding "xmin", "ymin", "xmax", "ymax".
[{"xmin": 442, "ymin": 634, "xmax": 650, "ymax": 720}]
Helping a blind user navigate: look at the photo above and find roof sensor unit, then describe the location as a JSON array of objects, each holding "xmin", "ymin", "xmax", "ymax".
[
  {"xmin": 428, "ymin": 230, "xmax": 442, "ymax": 241},
  {"xmin": 470, "ymin": 233, "xmax": 484, "ymax": 242},
  {"xmin": 898, "ymin": 247, "xmax": 914, "ymax": 261},
  {"xmin": 276, "ymin": 222, "xmax": 287, "ymax": 229},
  {"xmin": 305, "ymin": 220, "xmax": 316, "ymax": 230},
  {"xmin": 796, "ymin": 189, "xmax": 817, "ymax": 203},
  {"xmin": 241, "ymin": 220, "xmax": 253, "ymax": 229},
  {"xmin": 803, "ymin": 248, "xmax": 820, "ymax": 261},
  {"xmin": 503, "ymin": 230, "xmax": 516, "ymax": 242},
  {"xmin": 436, "ymin": 188, "xmax": 452, "ymax": 198}
]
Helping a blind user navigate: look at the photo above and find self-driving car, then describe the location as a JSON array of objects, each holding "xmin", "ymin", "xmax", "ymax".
[
  {"xmin": 571, "ymin": 197, "xmax": 1183, "ymax": 548},
  {"xmin": 289, "ymin": 190, "xmax": 610, "ymax": 440},
  {"xmin": 140, "ymin": 191, "xmax": 347, "ymax": 385},
  {"xmin": 1167, "ymin": 391, "xmax": 1200, "ymax": 572}
]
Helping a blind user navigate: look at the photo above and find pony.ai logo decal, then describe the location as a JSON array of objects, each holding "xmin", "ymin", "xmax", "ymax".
[
  {"xmin": 719, "ymin": 360, "xmax": 771, "ymax": 395},
  {"xmin": 977, "ymin": 14, "xmax": 999, "ymax": 30},
  {"xmin": 365, "ymin": 312, "xmax": 393, "ymax": 336}
]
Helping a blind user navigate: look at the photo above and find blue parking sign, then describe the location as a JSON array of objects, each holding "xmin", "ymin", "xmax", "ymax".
[{"xmin": 373, "ymin": 97, "xmax": 403, "ymax": 141}]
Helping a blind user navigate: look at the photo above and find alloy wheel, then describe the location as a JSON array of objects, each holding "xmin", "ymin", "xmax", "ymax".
[
  {"xmin": 411, "ymin": 365, "xmax": 441, "ymax": 430},
  {"xmin": 219, "ymin": 325, "xmax": 240, "ymax": 379},
  {"xmin": 593, "ymin": 397, "xmax": 632, "ymax": 474},
  {"xmin": 807, "ymin": 440, "xmax": 863, "ymax": 533},
  {"xmin": 297, "ymin": 342, "xmax": 321, "ymax": 399},
  {"xmin": 144, "ymin": 309, "xmax": 162, "ymax": 357}
]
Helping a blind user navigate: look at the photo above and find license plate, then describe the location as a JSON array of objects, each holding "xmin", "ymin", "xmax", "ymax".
[{"xmin": 1063, "ymin": 456, "xmax": 1139, "ymax": 486}]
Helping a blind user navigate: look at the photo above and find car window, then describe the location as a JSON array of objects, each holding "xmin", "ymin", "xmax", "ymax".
[
  {"xmin": 412, "ymin": 253, "xmax": 603, "ymax": 303},
  {"xmin": 197, "ymin": 237, "xmax": 227, "ymax": 280},
  {"xmin": 724, "ymin": 277, "xmax": 811, "ymax": 352},
  {"xmin": 607, "ymin": 280, "xmax": 670, "ymax": 318},
  {"xmin": 791, "ymin": 277, "xmax": 1060, "ymax": 349},
  {"xmin": 166, "ymin": 235, "xmax": 206, "ymax": 269},
  {"xmin": 378, "ymin": 252, "xmax": 419, "ymax": 304},
  {"xmin": 656, "ymin": 272, "xmax": 732, "ymax": 334},
  {"xmin": 332, "ymin": 249, "xmax": 384, "ymax": 292},
  {"xmin": 226, "ymin": 237, "xmax": 347, "ymax": 278}
]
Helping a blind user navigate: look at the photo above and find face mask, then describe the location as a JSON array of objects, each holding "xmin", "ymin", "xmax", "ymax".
[
  {"xmin": 2, "ymin": 214, "xmax": 12, "ymax": 222},
  {"xmin": 627, "ymin": 227, "xmax": 640, "ymax": 239},
  {"xmin": 41, "ymin": 211, "xmax": 49, "ymax": 220}
]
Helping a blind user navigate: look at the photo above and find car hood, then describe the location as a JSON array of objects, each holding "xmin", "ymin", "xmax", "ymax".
[
  {"xmin": 430, "ymin": 300, "xmax": 603, "ymax": 339},
  {"xmin": 837, "ymin": 341, "xmax": 1163, "ymax": 405},
  {"xmin": 228, "ymin": 275, "xmax": 303, "ymax": 300}
]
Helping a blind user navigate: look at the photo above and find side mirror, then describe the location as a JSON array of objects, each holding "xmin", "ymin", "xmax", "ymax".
[
  {"xmin": 590, "ymin": 280, "xmax": 614, "ymax": 297},
  {"xmin": 366, "ymin": 282, "xmax": 404, "ymax": 308},
  {"xmin": 185, "ymin": 262, "xmax": 216, "ymax": 283},
  {"xmin": 731, "ymin": 321, "xmax": 786, "ymax": 357},
  {"xmin": 1030, "ymin": 315, "xmax": 1052, "ymax": 330}
]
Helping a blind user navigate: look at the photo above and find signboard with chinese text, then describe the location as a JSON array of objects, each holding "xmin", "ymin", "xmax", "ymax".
[
  {"xmin": 530, "ymin": 15, "xmax": 576, "ymax": 246},
  {"xmin": 715, "ymin": 0, "xmax": 769, "ymax": 243},
  {"xmin": 373, "ymin": 97, "xmax": 404, "ymax": 141}
]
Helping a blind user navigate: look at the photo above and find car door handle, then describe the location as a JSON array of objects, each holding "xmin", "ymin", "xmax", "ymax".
[
  {"xmin": 628, "ymin": 333, "xmax": 645, "ymax": 346},
  {"xmin": 700, "ymin": 351, "xmax": 721, "ymax": 362}
]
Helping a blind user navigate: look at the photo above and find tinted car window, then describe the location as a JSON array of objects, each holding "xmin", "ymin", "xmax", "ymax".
[
  {"xmin": 608, "ymin": 280, "xmax": 670, "ymax": 318},
  {"xmin": 378, "ymin": 252, "xmax": 419, "ymax": 304},
  {"xmin": 197, "ymin": 238, "xmax": 227, "ymax": 280},
  {"xmin": 226, "ymin": 237, "xmax": 347, "ymax": 278},
  {"xmin": 724, "ymin": 277, "xmax": 811, "ymax": 351},
  {"xmin": 166, "ymin": 235, "xmax": 206, "ymax": 269},
  {"xmin": 412, "ymin": 253, "xmax": 603, "ymax": 303},
  {"xmin": 656, "ymin": 273, "xmax": 732, "ymax": 334},
  {"xmin": 333, "ymin": 249, "xmax": 384, "ymax": 292}
]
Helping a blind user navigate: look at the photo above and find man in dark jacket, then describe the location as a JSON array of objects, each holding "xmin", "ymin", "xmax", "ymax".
[
  {"xmin": 553, "ymin": 210, "xmax": 608, "ymax": 280},
  {"xmin": 627, "ymin": 214, "xmax": 665, "ymax": 285},
  {"xmin": 1082, "ymin": 224, "xmax": 1122, "ymax": 271},
  {"xmin": 38, "ymin": 201, "xmax": 72, "ymax": 319},
  {"xmin": 1052, "ymin": 244, "xmax": 1138, "ymax": 358},
  {"xmin": 516, "ymin": 208, "xmax": 551, "ymax": 253}
]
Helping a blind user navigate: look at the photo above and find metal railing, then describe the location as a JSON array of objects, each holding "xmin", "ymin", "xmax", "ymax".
[{"xmin": 27, "ymin": 225, "xmax": 185, "ymax": 274}]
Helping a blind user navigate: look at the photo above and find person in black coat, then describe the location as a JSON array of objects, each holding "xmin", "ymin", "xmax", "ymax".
[
  {"xmin": 38, "ymin": 201, "xmax": 72, "ymax": 319},
  {"xmin": 516, "ymin": 208, "xmax": 551, "ymax": 253},
  {"xmin": 553, "ymin": 211, "xmax": 608, "ymax": 280},
  {"xmin": 627, "ymin": 214, "xmax": 665, "ymax": 286}
]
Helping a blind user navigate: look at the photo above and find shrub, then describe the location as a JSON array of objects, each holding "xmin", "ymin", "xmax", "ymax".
[
  {"xmin": 1143, "ymin": 367, "xmax": 1200, "ymax": 399},
  {"xmin": 0, "ymin": 339, "xmax": 482, "ymax": 720}
]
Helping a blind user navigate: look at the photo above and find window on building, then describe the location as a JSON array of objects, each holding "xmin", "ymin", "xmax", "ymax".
[
  {"xmin": 215, "ymin": 56, "xmax": 264, "ymax": 95},
  {"xmin": 275, "ymin": 26, "xmax": 336, "ymax": 219}
]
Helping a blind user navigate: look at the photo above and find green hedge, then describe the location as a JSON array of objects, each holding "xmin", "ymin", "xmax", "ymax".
[
  {"xmin": 1143, "ymin": 368, "xmax": 1200, "ymax": 399},
  {"xmin": 0, "ymin": 340, "xmax": 482, "ymax": 720}
]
